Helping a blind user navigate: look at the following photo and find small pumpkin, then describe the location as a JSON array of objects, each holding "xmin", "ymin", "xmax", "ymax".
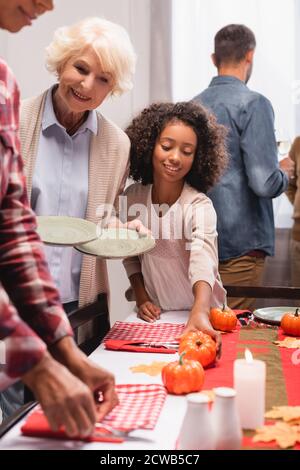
[
  {"xmin": 210, "ymin": 305, "xmax": 237, "ymax": 332},
  {"xmin": 179, "ymin": 331, "xmax": 217, "ymax": 368},
  {"xmin": 161, "ymin": 353, "xmax": 205, "ymax": 395},
  {"xmin": 281, "ymin": 308, "xmax": 300, "ymax": 337}
]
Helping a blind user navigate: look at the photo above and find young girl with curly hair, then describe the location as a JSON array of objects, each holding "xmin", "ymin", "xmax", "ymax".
[{"xmin": 121, "ymin": 102, "xmax": 228, "ymax": 352}]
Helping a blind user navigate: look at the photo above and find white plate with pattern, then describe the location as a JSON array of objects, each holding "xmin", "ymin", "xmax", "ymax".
[
  {"xmin": 75, "ymin": 227, "xmax": 155, "ymax": 259},
  {"xmin": 36, "ymin": 216, "xmax": 97, "ymax": 246}
]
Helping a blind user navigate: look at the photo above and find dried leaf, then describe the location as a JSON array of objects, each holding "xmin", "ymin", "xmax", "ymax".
[
  {"xmin": 130, "ymin": 361, "xmax": 168, "ymax": 376},
  {"xmin": 265, "ymin": 406, "xmax": 300, "ymax": 422},
  {"xmin": 253, "ymin": 422, "xmax": 300, "ymax": 449},
  {"xmin": 273, "ymin": 337, "xmax": 300, "ymax": 348}
]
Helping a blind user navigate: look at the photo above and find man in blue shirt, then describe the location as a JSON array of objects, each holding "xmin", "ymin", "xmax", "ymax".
[{"xmin": 193, "ymin": 24, "xmax": 294, "ymax": 310}]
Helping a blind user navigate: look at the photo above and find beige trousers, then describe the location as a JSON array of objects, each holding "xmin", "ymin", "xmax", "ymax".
[{"xmin": 219, "ymin": 255, "xmax": 266, "ymax": 311}]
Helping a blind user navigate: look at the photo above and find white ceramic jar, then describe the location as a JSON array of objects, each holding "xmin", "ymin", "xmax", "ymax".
[
  {"xmin": 211, "ymin": 387, "xmax": 242, "ymax": 450},
  {"xmin": 177, "ymin": 393, "xmax": 215, "ymax": 450}
]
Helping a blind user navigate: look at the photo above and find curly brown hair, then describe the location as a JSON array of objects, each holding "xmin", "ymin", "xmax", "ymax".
[{"xmin": 125, "ymin": 101, "xmax": 228, "ymax": 193}]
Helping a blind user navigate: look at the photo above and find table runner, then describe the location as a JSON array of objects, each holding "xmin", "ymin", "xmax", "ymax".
[{"xmin": 202, "ymin": 325, "xmax": 300, "ymax": 449}]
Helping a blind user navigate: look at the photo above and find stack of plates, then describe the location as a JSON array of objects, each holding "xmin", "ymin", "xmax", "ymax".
[{"xmin": 36, "ymin": 216, "xmax": 155, "ymax": 259}]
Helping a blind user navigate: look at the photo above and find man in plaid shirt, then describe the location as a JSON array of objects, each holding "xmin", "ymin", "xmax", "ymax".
[{"xmin": 0, "ymin": 0, "xmax": 118, "ymax": 437}]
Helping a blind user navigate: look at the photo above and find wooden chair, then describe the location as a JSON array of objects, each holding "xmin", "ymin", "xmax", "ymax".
[{"xmin": 68, "ymin": 293, "xmax": 110, "ymax": 356}]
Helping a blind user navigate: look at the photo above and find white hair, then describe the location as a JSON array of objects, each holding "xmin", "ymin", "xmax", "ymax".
[{"xmin": 45, "ymin": 17, "xmax": 136, "ymax": 95}]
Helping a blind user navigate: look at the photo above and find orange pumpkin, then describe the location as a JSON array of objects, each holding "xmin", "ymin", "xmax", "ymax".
[
  {"xmin": 179, "ymin": 331, "xmax": 217, "ymax": 368},
  {"xmin": 281, "ymin": 308, "xmax": 300, "ymax": 337},
  {"xmin": 161, "ymin": 353, "xmax": 205, "ymax": 395},
  {"xmin": 210, "ymin": 305, "xmax": 237, "ymax": 332}
]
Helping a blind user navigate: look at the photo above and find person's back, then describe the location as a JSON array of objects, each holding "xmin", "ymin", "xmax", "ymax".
[
  {"xmin": 196, "ymin": 77, "xmax": 282, "ymax": 261},
  {"xmin": 193, "ymin": 24, "xmax": 294, "ymax": 309}
]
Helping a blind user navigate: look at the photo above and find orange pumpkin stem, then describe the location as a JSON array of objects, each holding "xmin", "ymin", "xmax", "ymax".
[
  {"xmin": 295, "ymin": 308, "xmax": 299, "ymax": 317},
  {"xmin": 196, "ymin": 340, "xmax": 203, "ymax": 347}
]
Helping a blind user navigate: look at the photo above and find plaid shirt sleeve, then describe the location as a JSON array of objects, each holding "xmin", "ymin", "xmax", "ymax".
[{"xmin": 0, "ymin": 59, "xmax": 73, "ymax": 387}]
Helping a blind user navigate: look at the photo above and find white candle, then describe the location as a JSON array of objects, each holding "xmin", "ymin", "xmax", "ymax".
[{"xmin": 234, "ymin": 349, "xmax": 266, "ymax": 430}]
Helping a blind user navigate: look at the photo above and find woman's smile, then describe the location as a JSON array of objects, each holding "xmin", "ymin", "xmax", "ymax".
[{"xmin": 70, "ymin": 87, "xmax": 90, "ymax": 102}]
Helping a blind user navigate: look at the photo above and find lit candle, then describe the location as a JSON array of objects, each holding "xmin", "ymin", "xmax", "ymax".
[{"xmin": 234, "ymin": 349, "xmax": 266, "ymax": 429}]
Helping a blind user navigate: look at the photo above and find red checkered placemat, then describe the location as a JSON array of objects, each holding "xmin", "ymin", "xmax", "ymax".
[
  {"xmin": 104, "ymin": 322, "xmax": 185, "ymax": 342},
  {"xmin": 21, "ymin": 384, "xmax": 167, "ymax": 440},
  {"xmin": 102, "ymin": 384, "xmax": 167, "ymax": 431}
]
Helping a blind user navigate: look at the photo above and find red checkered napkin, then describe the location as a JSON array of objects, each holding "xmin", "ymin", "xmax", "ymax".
[
  {"xmin": 21, "ymin": 408, "xmax": 124, "ymax": 443},
  {"xmin": 102, "ymin": 384, "xmax": 167, "ymax": 431},
  {"xmin": 104, "ymin": 321, "xmax": 185, "ymax": 343}
]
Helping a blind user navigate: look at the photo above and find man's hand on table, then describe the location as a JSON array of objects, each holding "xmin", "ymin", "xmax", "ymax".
[
  {"xmin": 22, "ymin": 351, "xmax": 97, "ymax": 437},
  {"xmin": 23, "ymin": 337, "xmax": 118, "ymax": 437},
  {"xmin": 49, "ymin": 336, "xmax": 119, "ymax": 422}
]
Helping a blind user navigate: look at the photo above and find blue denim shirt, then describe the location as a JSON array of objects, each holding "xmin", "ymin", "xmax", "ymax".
[{"xmin": 193, "ymin": 76, "xmax": 288, "ymax": 261}]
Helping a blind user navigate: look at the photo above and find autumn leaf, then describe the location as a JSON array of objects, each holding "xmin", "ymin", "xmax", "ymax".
[
  {"xmin": 253, "ymin": 422, "xmax": 300, "ymax": 449},
  {"xmin": 130, "ymin": 361, "xmax": 168, "ymax": 376},
  {"xmin": 273, "ymin": 337, "xmax": 300, "ymax": 348},
  {"xmin": 265, "ymin": 406, "xmax": 300, "ymax": 422}
]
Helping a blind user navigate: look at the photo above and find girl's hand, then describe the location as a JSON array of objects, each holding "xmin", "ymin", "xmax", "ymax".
[
  {"xmin": 182, "ymin": 315, "xmax": 222, "ymax": 359},
  {"xmin": 126, "ymin": 219, "xmax": 151, "ymax": 236},
  {"xmin": 137, "ymin": 301, "xmax": 161, "ymax": 323}
]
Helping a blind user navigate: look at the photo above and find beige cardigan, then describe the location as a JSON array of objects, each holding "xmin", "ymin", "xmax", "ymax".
[{"xmin": 20, "ymin": 90, "xmax": 130, "ymax": 307}]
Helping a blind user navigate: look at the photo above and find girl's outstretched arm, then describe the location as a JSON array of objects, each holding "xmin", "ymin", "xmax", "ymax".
[{"xmin": 182, "ymin": 280, "xmax": 222, "ymax": 358}]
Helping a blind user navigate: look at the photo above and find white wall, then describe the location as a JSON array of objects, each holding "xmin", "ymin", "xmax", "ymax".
[{"xmin": 0, "ymin": 0, "xmax": 152, "ymax": 324}]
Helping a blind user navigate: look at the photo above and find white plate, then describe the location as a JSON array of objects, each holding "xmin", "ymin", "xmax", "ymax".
[
  {"xmin": 36, "ymin": 216, "xmax": 97, "ymax": 246},
  {"xmin": 75, "ymin": 227, "xmax": 155, "ymax": 259},
  {"xmin": 253, "ymin": 306, "xmax": 297, "ymax": 325}
]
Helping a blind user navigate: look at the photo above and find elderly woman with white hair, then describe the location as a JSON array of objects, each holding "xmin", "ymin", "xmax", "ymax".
[
  {"xmin": 0, "ymin": 17, "xmax": 136, "ymax": 419},
  {"xmin": 20, "ymin": 17, "xmax": 136, "ymax": 312}
]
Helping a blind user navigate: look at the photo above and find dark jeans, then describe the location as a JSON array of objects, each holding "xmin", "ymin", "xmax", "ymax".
[{"xmin": 0, "ymin": 301, "xmax": 78, "ymax": 422}]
